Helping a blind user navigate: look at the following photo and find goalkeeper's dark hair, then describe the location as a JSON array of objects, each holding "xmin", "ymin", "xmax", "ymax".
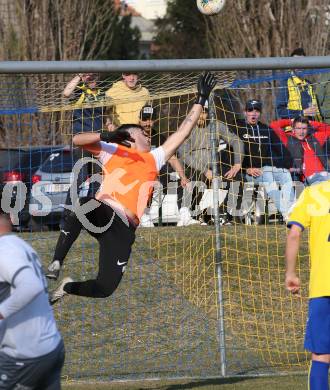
[{"xmin": 117, "ymin": 124, "xmax": 145, "ymax": 133}]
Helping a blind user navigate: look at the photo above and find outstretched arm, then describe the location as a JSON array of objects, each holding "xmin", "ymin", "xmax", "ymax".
[
  {"xmin": 161, "ymin": 72, "xmax": 216, "ymax": 162},
  {"xmin": 73, "ymin": 132, "xmax": 102, "ymax": 155},
  {"xmin": 162, "ymin": 105, "xmax": 203, "ymax": 161},
  {"xmin": 73, "ymin": 132, "xmax": 101, "ymax": 148},
  {"xmin": 73, "ymin": 128, "xmax": 134, "ymax": 154}
]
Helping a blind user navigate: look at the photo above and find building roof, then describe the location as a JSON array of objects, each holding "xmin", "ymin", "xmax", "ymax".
[
  {"xmin": 114, "ymin": 0, "xmax": 157, "ymax": 52},
  {"xmin": 126, "ymin": 0, "xmax": 167, "ymax": 19},
  {"xmin": 131, "ymin": 16, "xmax": 156, "ymax": 42}
]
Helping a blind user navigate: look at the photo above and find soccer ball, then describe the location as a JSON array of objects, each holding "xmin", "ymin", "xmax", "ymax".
[{"xmin": 196, "ymin": 0, "xmax": 226, "ymax": 15}]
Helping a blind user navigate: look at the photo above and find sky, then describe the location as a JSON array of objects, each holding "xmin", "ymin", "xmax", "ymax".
[{"xmin": 125, "ymin": 0, "xmax": 167, "ymax": 19}]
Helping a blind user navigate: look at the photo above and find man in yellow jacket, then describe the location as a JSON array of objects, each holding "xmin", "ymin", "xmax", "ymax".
[
  {"xmin": 106, "ymin": 72, "xmax": 150, "ymax": 125},
  {"xmin": 276, "ymin": 48, "xmax": 321, "ymax": 121}
]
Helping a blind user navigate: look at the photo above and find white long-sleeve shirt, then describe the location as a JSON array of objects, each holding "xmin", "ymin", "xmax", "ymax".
[{"xmin": 0, "ymin": 234, "xmax": 61, "ymax": 358}]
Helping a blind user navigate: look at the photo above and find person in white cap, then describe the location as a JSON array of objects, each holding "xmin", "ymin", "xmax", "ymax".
[{"xmin": 139, "ymin": 104, "xmax": 199, "ymax": 227}]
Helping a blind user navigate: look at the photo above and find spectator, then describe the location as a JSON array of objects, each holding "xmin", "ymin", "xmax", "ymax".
[
  {"xmin": 105, "ymin": 72, "xmax": 150, "ymax": 125},
  {"xmin": 270, "ymin": 116, "xmax": 330, "ymax": 185},
  {"xmin": 276, "ymin": 47, "xmax": 322, "ymax": 120},
  {"xmin": 62, "ymin": 72, "xmax": 104, "ymax": 200},
  {"xmin": 316, "ymin": 71, "xmax": 330, "ymax": 124},
  {"xmin": 235, "ymin": 99, "xmax": 294, "ymax": 220},
  {"xmin": 139, "ymin": 105, "xmax": 199, "ymax": 227},
  {"xmin": 0, "ymin": 211, "xmax": 64, "ymax": 389},
  {"xmin": 63, "ymin": 73, "xmax": 105, "ymax": 133},
  {"xmin": 46, "ymin": 73, "xmax": 105, "ymax": 280},
  {"xmin": 179, "ymin": 101, "xmax": 244, "ymax": 224}
]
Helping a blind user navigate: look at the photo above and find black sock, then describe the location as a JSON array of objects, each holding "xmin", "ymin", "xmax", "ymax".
[{"xmin": 53, "ymin": 211, "xmax": 82, "ymax": 266}]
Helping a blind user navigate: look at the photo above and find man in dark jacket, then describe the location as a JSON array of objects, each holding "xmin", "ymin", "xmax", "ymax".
[{"xmin": 236, "ymin": 99, "xmax": 294, "ymax": 220}]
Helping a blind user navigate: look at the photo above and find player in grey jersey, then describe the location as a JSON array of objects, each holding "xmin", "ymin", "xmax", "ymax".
[{"xmin": 0, "ymin": 211, "xmax": 64, "ymax": 389}]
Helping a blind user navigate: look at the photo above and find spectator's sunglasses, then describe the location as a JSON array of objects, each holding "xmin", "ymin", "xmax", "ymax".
[{"xmin": 246, "ymin": 108, "xmax": 261, "ymax": 112}]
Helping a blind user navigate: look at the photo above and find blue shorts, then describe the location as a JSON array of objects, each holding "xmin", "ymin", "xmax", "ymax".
[{"xmin": 304, "ymin": 297, "xmax": 330, "ymax": 354}]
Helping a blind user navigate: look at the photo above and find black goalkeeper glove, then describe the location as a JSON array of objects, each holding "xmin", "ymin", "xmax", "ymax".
[
  {"xmin": 100, "ymin": 128, "xmax": 134, "ymax": 147},
  {"xmin": 195, "ymin": 72, "xmax": 217, "ymax": 107}
]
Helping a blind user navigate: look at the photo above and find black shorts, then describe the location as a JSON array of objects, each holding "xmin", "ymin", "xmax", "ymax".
[{"xmin": 0, "ymin": 339, "xmax": 65, "ymax": 390}]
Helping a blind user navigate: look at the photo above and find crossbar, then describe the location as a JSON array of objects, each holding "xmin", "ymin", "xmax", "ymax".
[{"xmin": 0, "ymin": 56, "xmax": 330, "ymax": 73}]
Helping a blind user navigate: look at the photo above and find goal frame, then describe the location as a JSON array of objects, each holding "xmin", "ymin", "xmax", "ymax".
[{"xmin": 1, "ymin": 56, "xmax": 329, "ymax": 380}]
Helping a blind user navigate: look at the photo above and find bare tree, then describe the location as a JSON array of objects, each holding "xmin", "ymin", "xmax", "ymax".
[
  {"xmin": 0, "ymin": 0, "xmax": 118, "ymax": 61},
  {"xmin": 207, "ymin": 0, "xmax": 329, "ymax": 58},
  {"xmin": 205, "ymin": 0, "xmax": 330, "ymax": 121},
  {"xmin": 0, "ymin": 0, "xmax": 119, "ymax": 146}
]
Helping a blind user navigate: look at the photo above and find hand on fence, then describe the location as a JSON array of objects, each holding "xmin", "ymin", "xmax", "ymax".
[{"xmin": 195, "ymin": 72, "xmax": 217, "ymax": 107}]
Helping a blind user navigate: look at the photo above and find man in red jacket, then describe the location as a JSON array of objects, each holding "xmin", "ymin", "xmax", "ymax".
[{"xmin": 270, "ymin": 116, "xmax": 330, "ymax": 185}]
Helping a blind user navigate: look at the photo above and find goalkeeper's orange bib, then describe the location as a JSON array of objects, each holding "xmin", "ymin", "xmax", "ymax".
[{"xmin": 96, "ymin": 144, "xmax": 159, "ymax": 219}]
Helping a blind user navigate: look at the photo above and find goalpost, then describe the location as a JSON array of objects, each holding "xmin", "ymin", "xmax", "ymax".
[{"xmin": 0, "ymin": 57, "xmax": 329, "ymax": 382}]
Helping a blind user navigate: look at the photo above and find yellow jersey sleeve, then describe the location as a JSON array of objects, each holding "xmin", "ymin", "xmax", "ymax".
[{"xmin": 287, "ymin": 187, "xmax": 312, "ymax": 231}]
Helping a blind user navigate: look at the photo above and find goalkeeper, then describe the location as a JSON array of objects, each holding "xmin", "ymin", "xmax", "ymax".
[
  {"xmin": 50, "ymin": 72, "xmax": 216, "ymax": 304},
  {"xmin": 285, "ymin": 179, "xmax": 330, "ymax": 390}
]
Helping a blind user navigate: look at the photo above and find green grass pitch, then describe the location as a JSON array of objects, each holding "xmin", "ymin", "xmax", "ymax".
[{"xmin": 21, "ymin": 224, "xmax": 310, "ymax": 387}]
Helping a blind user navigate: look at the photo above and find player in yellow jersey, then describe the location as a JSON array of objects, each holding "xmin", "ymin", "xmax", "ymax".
[{"xmin": 285, "ymin": 180, "xmax": 330, "ymax": 390}]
